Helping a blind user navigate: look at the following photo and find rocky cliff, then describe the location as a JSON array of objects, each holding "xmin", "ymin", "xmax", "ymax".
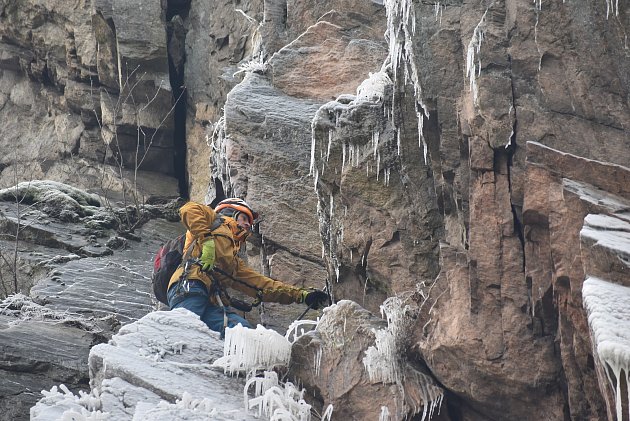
[{"xmin": 1, "ymin": 0, "xmax": 629, "ymax": 420}]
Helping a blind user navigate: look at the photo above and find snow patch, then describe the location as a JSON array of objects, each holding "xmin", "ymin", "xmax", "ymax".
[{"xmin": 583, "ymin": 277, "xmax": 630, "ymax": 421}]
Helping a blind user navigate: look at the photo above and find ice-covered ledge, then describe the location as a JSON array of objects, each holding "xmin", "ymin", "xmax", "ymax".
[
  {"xmin": 31, "ymin": 309, "xmax": 258, "ymax": 420},
  {"xmin": 582, "ymin": 277, "xmax": 630, "ymax": 421}
]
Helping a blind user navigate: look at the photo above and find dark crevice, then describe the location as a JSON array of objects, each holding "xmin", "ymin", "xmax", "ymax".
[
  {"xmin": 507, "ymin": 54, "xmax": 525, "ymax": 271},
  {"xmin": 166, "ymin": 1, "xmax": 190, "ymax": 199}
]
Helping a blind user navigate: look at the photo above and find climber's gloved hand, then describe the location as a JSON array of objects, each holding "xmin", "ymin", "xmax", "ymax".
[
  {"xmin": 300, "ymin": 289, "xmax": 329, "ymax": 310},
  {"xmin": 200, "ymin": 239, "xmax": 216, "ymax": 271}
]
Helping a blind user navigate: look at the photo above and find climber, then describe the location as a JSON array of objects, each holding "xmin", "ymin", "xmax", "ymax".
[{"xmin": 167, "ymin": 198, "xmax": 329, "ymax": 335}]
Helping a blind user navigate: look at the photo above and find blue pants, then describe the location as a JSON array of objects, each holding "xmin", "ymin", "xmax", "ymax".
[{"xmin": 167, "ymin": 280, "xmax": 251, "ymax": 335}]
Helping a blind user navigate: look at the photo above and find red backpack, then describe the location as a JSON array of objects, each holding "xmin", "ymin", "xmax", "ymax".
[{"xmin": 151, "ymin": 234, "xmax": 187, "ymax": 305}]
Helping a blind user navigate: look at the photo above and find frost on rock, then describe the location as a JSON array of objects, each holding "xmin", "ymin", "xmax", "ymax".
[
  {"xmin": 0, "ymin": 180, "xmax": 101, "ymax": 221},
  {"xmin": 356, "ymin": 71, "xmax": 393, "ymax": 104},
  {"xmin": 32, "ymin": 308, "xmax": 257, "ymax": 420},
  {"xmin": 363, "ymin": 296, "xmax": 443, "ymax": 421},
  {"xmin": 132, "ymin": 392, "xmax": 234, "ymax": 421},
  {"xmin": 0, "ymin": 180, "xmax": 101, "ymax": 207},
  {"xmin": 0, "ymin": 293, "xmax": 106, "ymax": 333},
  {"xmin": 583, "ymin": 277, "xmax": 630, "ymax": 421}
]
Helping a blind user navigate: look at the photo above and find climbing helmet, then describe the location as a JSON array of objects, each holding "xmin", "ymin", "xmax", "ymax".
[{"xmin": 215, "ymin": 198, "xmax": 259, "ymax": 225}]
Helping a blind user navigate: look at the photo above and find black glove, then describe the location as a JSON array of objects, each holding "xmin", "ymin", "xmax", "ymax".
[{"xmin": 303, "ymin": 289, "xmax": 329, "ymax": 310}]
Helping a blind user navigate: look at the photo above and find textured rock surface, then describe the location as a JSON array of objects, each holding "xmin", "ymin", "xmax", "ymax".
[{"xmin": 0, "ymin": 182, "xmax": 184, "ymax": 420}]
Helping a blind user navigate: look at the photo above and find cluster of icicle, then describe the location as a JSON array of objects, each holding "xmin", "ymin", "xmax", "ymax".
[
  {"xmin": 363, "ymin": 296, "xmax": 443, "ymax": 421},
  {"xmin": 362, "ymin": 296, "xmax": 410, "ymax": 384},
  {"xmin": 214, "ymin": 321, "xmax": 333, "ymax": 420},
  {"xmin": 213, "ymin": 323, "xmax": 293, "ymax": 376},
  {"xmin": 604, "ymin": 0, "xmax": 620, "ymax": 18},
  {"xmin": 244, "ymin": 371, "xmax": 316, "ymax": 421},
  {"xmin": 383, "ymin": 0, "xmax": 429, "ymax": 162},
  {"xmin": 582, "ymin": 277, "xmax": 630, "ymax": 421}
]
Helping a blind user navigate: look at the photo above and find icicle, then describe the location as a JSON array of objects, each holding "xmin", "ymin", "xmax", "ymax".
[
  {"xmin": 321, "ymin": 404, "xmax": 334, "ymax": 421},
  {"xmin": 313, "ymin": 168, "xmax": 319, "ymax": 192},
  {"xmin": 315, "ymin": 346, "xmax": 323, "ymax": 377},
  {"xmin": 466, "ymin": 10, "xmax": 488, "ymax": 106},
  {"xmin": 326, "ymin": 129, "xmax": 334, "ymax": 162},
  {"xmin": 373, "ymin": 130, "xmax": 380, "ymax": 158},
  {"xmin": 380, "ymin": 406, "xmax": 391, "ymax": 421},
  {"xmin": 342, "ymin": 142, "xmax": 347, "ymax": 170},
  {"xmin": 605, "ymin": 0, "xmax": 619, "ymax": 18},
  {"xmin": 417, "ymin": 111, "xmax": 427, "ymax": 164},
  {"xmin": 434, "ymin": 3, "xmax": 443, "ymax": 24},
  {"xmin": 309, "ymin": 127, "xmax": 316, "ymax": 176}
]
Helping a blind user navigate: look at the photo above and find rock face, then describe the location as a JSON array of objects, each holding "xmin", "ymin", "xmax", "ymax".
[
  {"xmin": 0, "ymin": 0, "xmax": 179, "ymax": 201},
  {"xmin": 1, "ymin": 0, "xmax": 629, "ymax": 420}
]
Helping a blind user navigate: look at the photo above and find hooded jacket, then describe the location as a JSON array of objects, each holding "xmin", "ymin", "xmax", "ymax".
[{"xmin": 168, "ymin": 201, "xmax": 305, "ymax": 305}]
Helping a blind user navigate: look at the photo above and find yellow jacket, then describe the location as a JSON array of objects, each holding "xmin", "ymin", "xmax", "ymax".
[{"xmin": 168, "ymin": 201, "xmax": 305, "ymax": 306}]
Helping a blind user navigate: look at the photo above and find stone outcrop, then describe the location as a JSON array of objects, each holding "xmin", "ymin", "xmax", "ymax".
[
  {"xmin": 291, "ymin": 300, "xmax": 446, "ymax": 420},
  {"xmin": 0, "ymin": 0, "xmax": 179, "ymax": 201}
]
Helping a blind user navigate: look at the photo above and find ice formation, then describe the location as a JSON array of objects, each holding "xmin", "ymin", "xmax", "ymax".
[
  {"xmin": 362, "ymin": 296, "xmax": 444, "ymax": 421},
  {"xmin": 466, "ymin": 10, "xmax": 488, "ymax": 105},
  {"xmin": 207, "ymin": 115, "xmax": 235, "ymax": 200},
  {"xmin": 213, "ymin": 324, "xmax": 293, "ymax": 376},
  {"xmin": 0, "ymin": 293, "xmax": 105, "ymax": 332},
  {"xmin": 380, "ymin": 406, "xmax": 391, "ymax": 421},
  {"xmin": 31, "ymin": 385, "xmax": 106, "ymax": 421},
  {"xmin": 605, "ymin": 0, "xmax": 619, "ymax": 18},
  {"xmin": 583, "ymin": 277, "xmax": 630, "ymax": 421},
  {"xmin": 212, "ymin": 322, "xmax": 329, "ymax": 421},
  {"xmin": 244, "ymin": 371, "xmax": 313, "ymax": 421},
  {"xmin": 321, "ymin": 404, "xmax": 334, "ymax": 421},
  {"xmin": 383, "ymin": 0, "xmax": 430, "ymax": 162},
  {"xmin": 285, "ymin": 319, "xmax": 319, "ymax": 344},
  {"xmin": 434, "ymin": 2, "xmax": 444, "ymax": 24},
  {"xmin": 363, "ymin": 296, "xmax": 412, "ymax": 384},
  {"xmin": 233, "ymin": 55, "xmax": 268, "ymax": 77},
  {"xmin": 355, "ymin": 71, "xmax": 393, "ymax": 103}
]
